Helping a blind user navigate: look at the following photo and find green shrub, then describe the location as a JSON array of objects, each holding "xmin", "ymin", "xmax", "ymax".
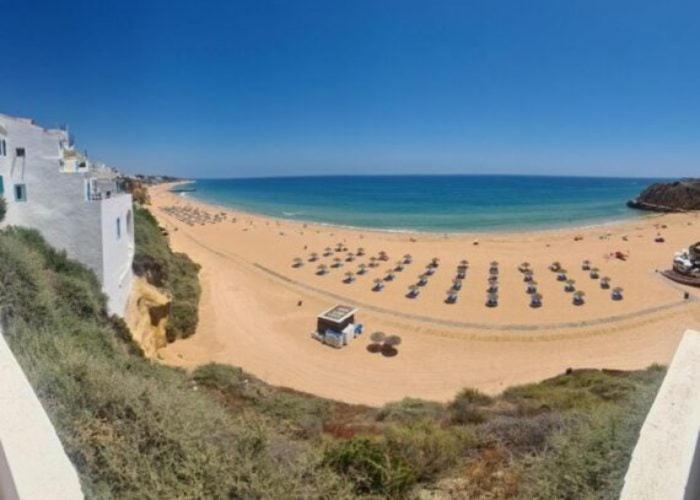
[
  {"xmin": 377, "ymin": 397, "xmax": 445, "ymax": 423},
  {"xmin": 449, "ymin": 388, "xmax": 493, "ymax": 424},
  {"xmin": 385, "ymin": 422, "xmax": 462, "ymax": 481},
  {"xmin": 133, "ymin": 206, "xmax": 201, "ymax": 340},
  {"xmin": 0, "ymin": 197, "xmax": 6, "ymax": 222},
  {"xmin": 324, "ymin": 437, "xmax": 415, "ymax": 496}
]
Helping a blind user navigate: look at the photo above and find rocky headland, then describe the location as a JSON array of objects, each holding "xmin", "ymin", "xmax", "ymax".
[{"xmin": 627, "ymin": 178, "xmax": 700, "ymax": 212}]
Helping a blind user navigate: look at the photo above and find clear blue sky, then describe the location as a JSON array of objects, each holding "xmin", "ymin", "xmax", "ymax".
[{"xmin": 2, "ymin": 1, "xmax": 698, "ymax": 178}]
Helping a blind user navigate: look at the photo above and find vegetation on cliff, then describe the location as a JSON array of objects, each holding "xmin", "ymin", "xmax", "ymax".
[
  {"xmin": 628, "ymin": 178, "xmax": 700, "ymax": 212},
  {"xmin": 0, "ymin": 226, "xmax": 663, "ymax": 498},
  {"xmin": 133, "ymin": 206, "xmax": 201, "ymax": 341},
  {"xmin": 0, "ymin": 196, "xmax": 6, "ymax": 222}
]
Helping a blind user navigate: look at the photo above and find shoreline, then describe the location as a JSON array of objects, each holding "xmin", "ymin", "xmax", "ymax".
[
  {"xmin": 148, "ymin": 182, "xmax": 700, "ymax": 405},
  {"xmin": 168, "ymin": 180, "xmax": 662, "ymax": 239}
]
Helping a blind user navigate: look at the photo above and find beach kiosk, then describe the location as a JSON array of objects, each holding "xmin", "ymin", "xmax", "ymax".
[{"xmin": 312, "ymin": 305, "xmax": 362, "ymax": 348}]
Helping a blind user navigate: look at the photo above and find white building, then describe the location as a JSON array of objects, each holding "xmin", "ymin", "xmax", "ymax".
[{"xmin": 0, "ymin": 114, "xmax": 133, "ymax": 315}]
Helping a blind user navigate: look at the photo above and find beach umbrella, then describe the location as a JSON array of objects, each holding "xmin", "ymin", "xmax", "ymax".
[
  {"xmin": 452, "ymin": 278, "xmax": 462, "ymax": 290},
  {"xmin": 611, "ymin": 287, "xmax": 624, "ymax": 301},
  {"xmin": 407, "ymin": 284, "xmax": 420, "ymax": 298},
  {"xmin": 486, "ymin": 292, "xmax": 498, "ymax": 307},
  {"xmin": 403, "ymin": 254, "xmax": 412, "ymax": 264},
  {"xmin": 523, "ymin": 271, "xmax": 534, "ymax": 282},
  {"xmin": 308, "ymin": 252, "xmax": 319, "ymax": 262},
  {"xmin": 385, "ymin": 269, "xmax": 395, "ymax": 281},
  {"xmin": 565, "ymin": 279, "xmax": 576, "ymax": 292},
  {"xmin": 357, "ymin": 247, "xmax": 365, "ymax": 256},
  {"xmin": 573, "ymin": 290, "xmax": 586, "ymax": 305},
  {"xmin": 488, "ymin": 275, "xmax": 498, "ymax": 284},
  {"xmin": 292, "ymin": 257, "xmax": 304, "ymax": 268},
  {"xmin": 395, "ymin": 261, "xmax": 404, "ymax": 271},
  {"xmin": 369, "ymin": 256, "xmax": 378, "ymax": 267},
  {"xmin": 417, "ymin": 273, "xmax": 428, "ymax": 286},
  {"xmin": 549, "ymin": 261, "xmax": 561, "ymax": 272},
  {"xmin": 357, "ymin": 263, "xmax": 367, "ymax": 274},
  {"xmin": 430, "ymin": 257, "xmax": 440, "ymax": 267},
  {"xmin": 344, "ymin": 271, "xmax": 355, "ymax": 283},
  {"xmin": 370, "ymin": 331, "xmax": 386, "ymax": 343},
  {"xmin": 460, "ymin": 259, "xmax": 469, "ymax": 266},
  {"xmin": 384, "ymin": 335, "xmax": 402, "ymax": 347},
  {"xmin": 378, "ymin": 250, "xmax": 389, "ymax": 261},
  {"xmin": 557, "ymin": 269, "xmax": 568, "ymax": 281},
  {"xmin": 530, "ymin": 292, "xmax": 543, "ymax": 308},
  {"xmin": 600, "ymin": 276, "xmax": 611, "ymax": 289},
  {"xmin": 590, "ymin": 267, "xmax": 600, "ymax": 279},
  {"xmin": 519, "ymin": 262, "xmax": 531, "ymax": 273},
  {"xmin": 346, "ymin": 252, "xmax": 355, "ymax": 262},
  {"xmin": 332, "ymin": 257, "xmax": 343, "ymax": 268},
  {"xmin": 582, "ymin": 259, "xmax": 591, "ymax": 271},
  {"xmin": 323, "ymin": 247, "xmax": 332, "ymax": 256},
  {"xmin": 526, "ymin": 281, "xmax": 538, "ymax": 294},
  {"xmin": 372, "ymin": 278, "xmax": 384, "ymax": 291},
  {"xmin": 316, "ymin": 264, "xmax": 328, "ymax": 275}
]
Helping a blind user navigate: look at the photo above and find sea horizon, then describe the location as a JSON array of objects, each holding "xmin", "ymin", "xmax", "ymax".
[{"xmin": 175, "ymin": 174, "xmax": 668, "ymax": 233}]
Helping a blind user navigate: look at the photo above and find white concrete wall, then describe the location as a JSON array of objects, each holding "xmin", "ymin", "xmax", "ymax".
[
  {"xmin": 621, "ymin": 329, "xmax": 700, "ymax": 500},
  {"xmin": 100, "ymin": 195, "xmax": 134, "ymax": 315},
  {"xmin": 0, "ymin": 328, "xmax": 83, "ymax": 500},
  {"xmin": 0, "ymin": 114, "xmax": 133, "ymax": 315}
]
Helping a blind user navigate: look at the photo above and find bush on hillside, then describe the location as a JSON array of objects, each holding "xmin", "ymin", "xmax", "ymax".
[
  {"xmin": 133, "ymin": 205, "xmax": 201, "ymax": 340},
  {"xmin": 0, "ymin": 197, "xmax": 6, "ymax": 222}
]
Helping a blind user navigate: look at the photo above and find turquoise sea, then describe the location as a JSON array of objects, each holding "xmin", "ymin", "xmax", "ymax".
[{"xmin": 179, "ymin": 175, "xmax": 662, "ymax": 233}]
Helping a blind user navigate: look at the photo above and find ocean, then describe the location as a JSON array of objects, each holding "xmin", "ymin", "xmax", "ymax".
[{"xmin": 179, "ymin": 175, "xmax": 662, "ymax": 233}]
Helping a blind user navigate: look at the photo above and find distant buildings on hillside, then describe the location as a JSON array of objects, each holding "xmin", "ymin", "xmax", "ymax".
[{"xmin": 0, "ymin": 114, "xmax": 133, "ymax": 315}]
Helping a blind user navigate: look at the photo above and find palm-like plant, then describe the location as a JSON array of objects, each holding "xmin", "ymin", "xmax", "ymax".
[
  {"xmin": 565, "ymin": 279, "xmax": 576, "ymax": 292},
  {"xmin": 573, "ymin": 290, "xmax": 585, "ymax": 305},
  {"xmin": 611, "ymin": 287, "xmax": 624, "ymax": 301}
]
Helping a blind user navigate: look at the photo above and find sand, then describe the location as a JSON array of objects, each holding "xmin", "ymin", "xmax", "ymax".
[{"xmin": 148, "ymin": 183, "xmax": 700, "ymax": 406}]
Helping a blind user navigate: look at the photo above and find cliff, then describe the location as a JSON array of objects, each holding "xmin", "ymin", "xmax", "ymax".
[{"xmin": 627, "ymin": 179, "xmax": 700, "ymax": 212}]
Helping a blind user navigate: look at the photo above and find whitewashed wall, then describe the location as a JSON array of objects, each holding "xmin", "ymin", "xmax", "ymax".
[{"xmin": 0, "ymin": 114, "xmax": 132, "ymax": 315}]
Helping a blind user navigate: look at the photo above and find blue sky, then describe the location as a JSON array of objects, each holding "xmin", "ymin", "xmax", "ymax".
[{"xmin": 2, "ymin": 1, "xmax": 698, "ymax": 178}]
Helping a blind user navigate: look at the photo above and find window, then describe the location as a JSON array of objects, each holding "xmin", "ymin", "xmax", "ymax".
[
  {"xmin": 116, "ymin": 217, "xmax": 121, "ymax": 239},
  {"xmin": 14, "ymin": 183, "xmax": 27, "ymax": 202},
  {"xmin": 15, "ymin": 148, "xmax": 25, "ymax": 158},
  {"xmin": 0, "ymin": 139, "xmax": 6, "ymax": 156},
  {"xmin": 0, "ymin": 175, "xmax": 3, "ymax": 196}
]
